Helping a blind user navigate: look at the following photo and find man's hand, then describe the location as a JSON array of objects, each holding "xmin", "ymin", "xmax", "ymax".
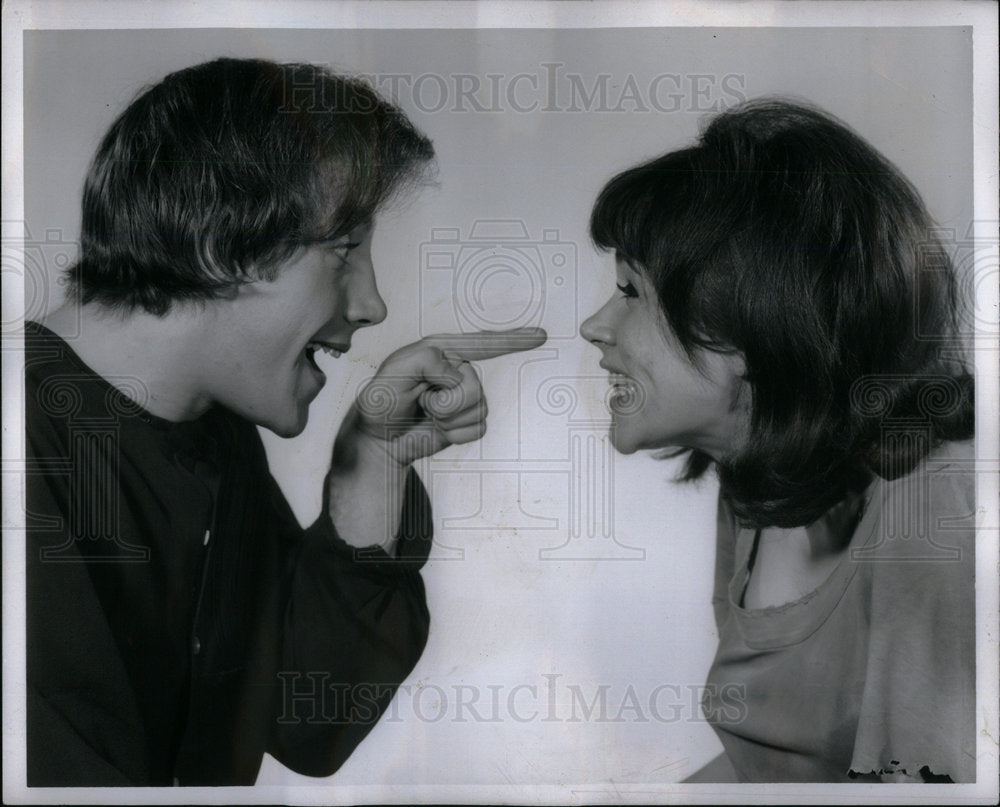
[
  {"xmin": 327, "ymin": 327, "xmax": 547, "ymax": 553},
  {"xmin": 353, "ymin": 327, "xmax": 548, "ymax": 466}
]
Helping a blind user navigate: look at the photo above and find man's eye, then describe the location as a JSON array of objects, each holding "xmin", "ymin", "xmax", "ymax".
[
  {"xmin": 616, "ymin": 282, "xmax": 638, "ymax": 298},
  {"xmin": 330, "ymin": 242, "xmax": 361, "ymax": 261}
]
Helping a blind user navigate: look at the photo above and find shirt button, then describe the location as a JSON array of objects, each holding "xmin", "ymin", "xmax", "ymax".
[{"xmin": 192, "ymin": 636, "xmax": 201, "ymax": 655}]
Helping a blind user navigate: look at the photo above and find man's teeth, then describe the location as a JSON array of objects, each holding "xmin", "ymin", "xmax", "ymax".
[{"xmin": 307, "ymin": 342, "xmax": 342, "ymax": 358}]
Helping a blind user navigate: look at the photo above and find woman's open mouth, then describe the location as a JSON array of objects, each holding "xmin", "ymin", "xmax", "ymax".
[{"xmin": 607, "ymin": 373, "xmax": 642, "ymax": 413}]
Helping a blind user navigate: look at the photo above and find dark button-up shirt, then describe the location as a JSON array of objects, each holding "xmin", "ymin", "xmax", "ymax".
[{"xmin": 25, "ymin": 321, "xmax": 432, "ymax": 785}]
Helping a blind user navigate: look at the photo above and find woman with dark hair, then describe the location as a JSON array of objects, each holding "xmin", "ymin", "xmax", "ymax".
[{"xmin": 580, "ymin": 99, "xmax": 975, "ymax": 783}]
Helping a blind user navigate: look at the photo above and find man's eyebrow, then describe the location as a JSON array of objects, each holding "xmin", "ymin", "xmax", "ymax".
[
  {"xmin": 305, "ymin": 218, "xmax": 374, "ymax": 245},
  {"xmin": 300, "ymin": 231, "xmax": 365, "ymax": 247},
  {"xmin": 304, "ymin": 236, "xmax": 353, "ymax": 245}
]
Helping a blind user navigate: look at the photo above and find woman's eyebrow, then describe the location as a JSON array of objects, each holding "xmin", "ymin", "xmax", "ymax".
[{"xmin": 615, "ymin": 253, "xmax": 642, "ymax": 274}]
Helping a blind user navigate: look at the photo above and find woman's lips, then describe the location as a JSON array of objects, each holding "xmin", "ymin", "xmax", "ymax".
[{"xmin": 605, "ymin": 372, "xmax": 642, "ymax": 413}]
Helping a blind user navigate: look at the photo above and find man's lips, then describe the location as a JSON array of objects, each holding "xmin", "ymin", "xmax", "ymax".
[
  {"xmin": 306, "ymin": 339, "xmax": 350, "ymax": 359},
  {"xmin": 302, "ymin": 340, "xmax": 350, "ymax": 388}
]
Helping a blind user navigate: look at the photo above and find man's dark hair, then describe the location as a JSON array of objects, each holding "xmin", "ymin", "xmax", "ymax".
[
  {"xmin": 590, "ymin": 98, "xmax": 974, "ymax": 528},
  {"xmin": 71, "ymin": 58, "xmax": 435, "ymax": 314}
]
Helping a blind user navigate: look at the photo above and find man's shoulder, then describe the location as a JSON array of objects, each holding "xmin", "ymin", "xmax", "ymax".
[
  {"xmin": 24, "ymin": 321, "xmax": 98, "ymax": 446},
  {"xmin": 25, "ymin": 320, "xmax": 81, "ymax": 383},
  {"xmin": 24, "ymin": 320, "xmax": 255, "ymax": 423},
  {"xmin": 24, "ymin": 321, "xmax": 151, "ymax": 447}
]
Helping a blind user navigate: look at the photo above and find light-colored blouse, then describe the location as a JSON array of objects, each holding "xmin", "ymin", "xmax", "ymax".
[{"xmin": 702, "ymin": 439, "xmax": 976, "ymax": 782}]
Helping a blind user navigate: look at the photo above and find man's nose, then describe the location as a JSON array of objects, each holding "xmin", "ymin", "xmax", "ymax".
[{"xmin": 347, "ymin": 262, "xmax": 388, "ymax": 327}]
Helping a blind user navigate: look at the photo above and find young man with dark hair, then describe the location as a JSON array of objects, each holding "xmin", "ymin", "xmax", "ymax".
[{"xmin": 25, "ymin": 57, "xmax": 544, "ymax": 786}]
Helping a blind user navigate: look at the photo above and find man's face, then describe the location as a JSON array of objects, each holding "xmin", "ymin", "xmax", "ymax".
[{"xmin": 206, "ymin": 222, "xmax": 385, "ymax": 436}]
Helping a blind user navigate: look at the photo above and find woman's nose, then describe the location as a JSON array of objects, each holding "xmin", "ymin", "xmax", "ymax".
[{"xmin": 579, "ymin": 302, "xmax": 615, "ymax": 346}]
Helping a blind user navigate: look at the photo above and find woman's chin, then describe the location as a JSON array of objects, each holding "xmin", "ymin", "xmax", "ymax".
[{"xmin": 608, "ymin": 426, "xmax": 640, "ymax": 455}]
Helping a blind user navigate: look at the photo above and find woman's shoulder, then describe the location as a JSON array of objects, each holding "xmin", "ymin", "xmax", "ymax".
[
  {"xmin": 855, "ymin": 438, "xmax": 976, "ymax": 605},
  {"xmin": 872, "ymin": 437, "xmax": 976, "ymax": 549},
  {"xmin": 849, "ymin": 437, "xmax": 977, "ymax": 783},
  {"xmin": 923, "ymin": 436, "xmax": 975, "ymax": 472}
]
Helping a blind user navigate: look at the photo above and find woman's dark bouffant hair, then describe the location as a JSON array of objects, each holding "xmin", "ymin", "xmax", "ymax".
[
  {"xmin": 70, "ymin": 58, "xmax": 435, "ymax": 315},
  {"xmin": 590, "ymin": 98, "xmax": 974, "ymax": 529}
]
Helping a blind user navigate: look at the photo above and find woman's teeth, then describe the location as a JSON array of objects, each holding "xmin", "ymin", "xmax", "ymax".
[{"xmin": 607, "ymin": 373, "xmax": 640, "ymax": 411}]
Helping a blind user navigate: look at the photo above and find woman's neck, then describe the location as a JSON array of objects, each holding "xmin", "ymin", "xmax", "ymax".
[{"xmin": 742, "ymin": 490, "xmax": 868, "ymax": 610}]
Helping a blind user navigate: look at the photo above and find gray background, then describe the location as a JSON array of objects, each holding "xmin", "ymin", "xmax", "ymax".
[{"xmin": 22, "ymin": 26, "xmax": 974, "ymax": 787}]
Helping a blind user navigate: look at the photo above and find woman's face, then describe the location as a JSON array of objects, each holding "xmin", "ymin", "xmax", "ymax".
[{"xmin": 579, "ymin": 257, "xmax": 748, "ymax": 457}]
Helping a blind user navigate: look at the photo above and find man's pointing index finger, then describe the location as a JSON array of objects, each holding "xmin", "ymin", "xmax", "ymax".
[{"xmin": 425, "ymin": 327, "xmax": 548, "ymax": 362}]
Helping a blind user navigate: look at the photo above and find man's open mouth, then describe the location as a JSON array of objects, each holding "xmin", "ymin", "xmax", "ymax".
[
  {"xmin": 303, "ymin": 340, "xmax": 349, "ymax": 377},
  {"xmin": 305, "ymin": 339, "xmax": 350, "ymax": 365},
  {"xmin": 306, "ymin": 340, "xmax": 345, "ymax": 360}
]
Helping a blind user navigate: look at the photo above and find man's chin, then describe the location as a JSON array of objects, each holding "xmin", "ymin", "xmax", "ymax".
[
  {"xmin": 261, "ymin": 406, "xmax": 310, "ymax": 439},
  {"xmin": 269, "ymin": 423, "xmax": 307, "ymax": 439}
]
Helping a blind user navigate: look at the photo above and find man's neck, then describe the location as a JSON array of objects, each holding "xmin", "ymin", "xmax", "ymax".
[{"xmin": 41, "ymin": 303, "xmax": 215, "ymax": 423}]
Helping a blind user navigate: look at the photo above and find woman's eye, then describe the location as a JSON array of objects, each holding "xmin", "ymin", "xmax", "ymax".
[{"xmin": 616, "ymin": 281, "xmax": 638, "ymax": 299}]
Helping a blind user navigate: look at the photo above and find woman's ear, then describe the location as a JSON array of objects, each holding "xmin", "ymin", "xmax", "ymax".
[
  {"xmin": 726, "ymin": 350, "xmax": 747, "ymax": 380},
  {"xmin": 723, "ymin": 351, "xmax": 751, "ymax": 414}
]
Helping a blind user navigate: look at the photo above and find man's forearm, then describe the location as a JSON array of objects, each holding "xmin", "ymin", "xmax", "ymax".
[{"xmin": 326, "ymin": 406, "xmax": 409, "ymax": 555}]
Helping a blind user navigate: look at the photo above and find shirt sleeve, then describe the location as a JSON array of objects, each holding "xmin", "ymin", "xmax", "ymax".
[
  {"xmin": 266, "ymin": 466, "xmax": 433, "ymax": 778},
  {"xmin": 849, "ymin": 454, "xmax": 977, "ymax": 783}
]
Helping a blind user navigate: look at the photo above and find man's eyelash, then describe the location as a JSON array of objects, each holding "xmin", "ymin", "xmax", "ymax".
[
  {"xmin": 617, "ymin": 282, "xmax": 638, "ymax": 298},
  {"xmin": 327, "ymin": 242, "xmax": 361, "ymax": 264}
]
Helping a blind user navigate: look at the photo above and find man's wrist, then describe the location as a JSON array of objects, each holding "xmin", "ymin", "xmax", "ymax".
[{"xmin": 326, "ymin": 412, "xmax": 410, "ymax": 553}]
